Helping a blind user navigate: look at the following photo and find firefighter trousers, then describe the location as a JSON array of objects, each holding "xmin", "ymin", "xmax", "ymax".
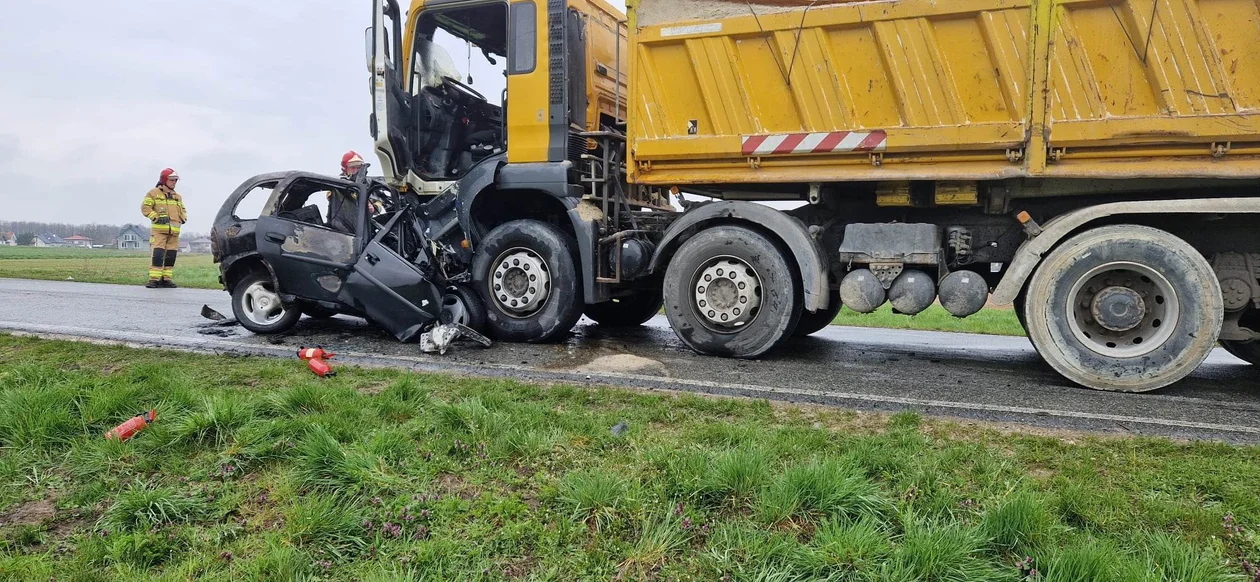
[{"xmin": 149, "ymin": 231, "xmax": 180, "ymax": 281}]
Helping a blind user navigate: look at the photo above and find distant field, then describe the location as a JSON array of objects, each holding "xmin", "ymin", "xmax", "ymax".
[{"xmin": 0, "ymin": 247, "xmax": 220, "ymax": 290}]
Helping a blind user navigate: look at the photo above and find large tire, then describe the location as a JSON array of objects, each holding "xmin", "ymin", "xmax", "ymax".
[
  {"xmin": 1221, "ymin": 340, "xmax": 1260, "ymax": 366},
  {"xmin": 1023, "ymin": 225, "xmax": 1222, "ymax": 392},
  {"xmin": 584, "ymin": 290, "xmax": 663, "ymax": 327},
  {"xmin": 663, "ymin": 226, "xmax": 802, "ymax": 358},
  {"xmin": 473, "ymin": 220, "xmax": 583, "ymax": 343},
  {"xmin": 792, "ymin": 290, "xmax": 842, "ymax": 337},
  {"xmin": 232, "ymin": 272, "xmax": 302, "ymax": 335},
  {"xmin": 441, "ymin": 285, "xmax": 487, "ymax": 332},
  {"xmin": 1013, "ymin": 292, "xmax": 1028, "ymax": 333}
]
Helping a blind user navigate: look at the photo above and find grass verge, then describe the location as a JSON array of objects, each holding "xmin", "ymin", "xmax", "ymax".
[
  {"xmin": 0, "ymin": 335, "xmax": 1256, "ymax": 580},
  {"xmin": 0, "ymin": 247, "xmax": 220, "ymax": 289},
  {"xmin": 831, "ymin": 303, "xmax": 1025, "ymax": 337}
]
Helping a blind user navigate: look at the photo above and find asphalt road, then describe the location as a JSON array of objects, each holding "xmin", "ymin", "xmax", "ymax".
[{"xmin": 2, "ymin": 278, "xmax": 1259, "ymax": 443}]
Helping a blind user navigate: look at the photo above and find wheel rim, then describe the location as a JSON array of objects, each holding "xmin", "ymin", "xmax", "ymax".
[
  {"xmin": 1065, "ymin": 261, "xmax": 1179, "ymax": 358},
  {"xmin": 690, "ymin": 255, "xmax": 762, "ymax": 332},
  {"xmin": 489, "ymin": 247, "xmax": 551, "ymax": 318},
  {"xmin": 442, "ymin": 293, "xmax": 472, "ymax": 326},
  {"xmin": 241, "ymin": 281, "xmax": 286, "ymax": 326}
]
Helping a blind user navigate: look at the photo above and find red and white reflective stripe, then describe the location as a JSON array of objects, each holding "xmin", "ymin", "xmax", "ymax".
[{"xmin": 741, "ymin": 130, "xmax": 887, "ymax": 156}]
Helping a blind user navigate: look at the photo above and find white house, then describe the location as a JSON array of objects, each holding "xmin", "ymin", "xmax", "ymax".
[{"xmin": 115, "ymin": 225, "xmax": 147, "ymax": 250}]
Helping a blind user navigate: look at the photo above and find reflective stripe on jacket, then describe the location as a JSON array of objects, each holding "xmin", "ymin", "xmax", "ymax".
[{"xmin": 141, "ymin": 186, "xmax": 187, "ymax": 234}]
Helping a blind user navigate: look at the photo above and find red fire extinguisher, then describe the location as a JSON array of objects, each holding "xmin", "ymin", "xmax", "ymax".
[
  {"xmin": 298, "ymin": 346, "xmax": 335, "ymax": 361},
  {"xmin": 307, "ymin": 357, "xmax": 336, "ymax": 378},
  {"xmin": 105, "ymin": 410, "xmax": 157, "ymax": 442}
]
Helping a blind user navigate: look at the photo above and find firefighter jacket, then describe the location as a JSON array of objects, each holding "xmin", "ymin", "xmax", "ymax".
[{"xmin": 141, "ymin": 186, "xmax": 187, "ymax": 235}]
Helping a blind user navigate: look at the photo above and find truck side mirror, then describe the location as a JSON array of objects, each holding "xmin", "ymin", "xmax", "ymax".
[{"xmin": 364, "ymin": 27, "xmax": 373, "ymax": 72}]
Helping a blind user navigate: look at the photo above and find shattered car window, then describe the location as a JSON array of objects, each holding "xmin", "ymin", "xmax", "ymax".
[{"xmin": 233, "ymin": 183, "xmax": 275, "ymax": 220}]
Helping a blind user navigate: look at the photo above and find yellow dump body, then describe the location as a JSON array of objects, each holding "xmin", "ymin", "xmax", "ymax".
[{"xmin": 627, "ymin": 0, "xmax": 1260, "ymax": 187}]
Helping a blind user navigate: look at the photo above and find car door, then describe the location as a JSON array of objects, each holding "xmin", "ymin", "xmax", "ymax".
[
  {"xmin": 256, "ymin": 175, "xmax": 362, "ymax": 305},
  {"xmin": 371, "ymin": 0, "xmax": 414, "ymax": 185},
  {"xmin": 340, "ymin": 208, "xmax": 442, "ymax": 342}
]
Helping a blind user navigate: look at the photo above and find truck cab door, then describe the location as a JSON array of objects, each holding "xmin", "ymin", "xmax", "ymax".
[
  {"xmin": 340, "ymin": 208, "xmax": 442, "ymax": 342},
  {"xmin": 256, "ymin": 175, "xmax": 363, "ymax": 305},
  {"xmin": 371, "ymin": 0, "xmax": 414, "ymax": 184}
]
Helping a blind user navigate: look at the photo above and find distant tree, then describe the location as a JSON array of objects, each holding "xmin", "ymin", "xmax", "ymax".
[{"xmin": 16, "ymin": 233, "xmax": 35, "ymax": 246}]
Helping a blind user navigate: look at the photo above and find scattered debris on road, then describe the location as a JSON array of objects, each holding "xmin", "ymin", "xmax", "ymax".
[
  {"xmin": 200, "ymin": 305, "xmax": 234, "ymax": 324},
  {"xmin": 420, "ymin": 323, "xmax": 492, "ymax": 355},
  {"xmin": 198, "ymin": 305, "xmax": 240, "ymax": 336}
]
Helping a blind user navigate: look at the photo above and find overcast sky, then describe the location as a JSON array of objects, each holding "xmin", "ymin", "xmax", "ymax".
[{"xmin": 0, "ymin": 0, "xmax": 630, "ymax": 234}]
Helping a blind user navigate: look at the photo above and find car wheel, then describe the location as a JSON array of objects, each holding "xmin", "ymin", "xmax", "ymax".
[
  {"xmin": 583, "ymin": 290, "xmax": 663, "ymax": 327},
  {"xmin": 441, "ymin": 285, "xmax": 487, "ymax": 331},
  {"xmin": 473, "ymin": 219, "xmax": 583, "ymax": 343},
  {"xmin": 232, "ymin": 272, "xmax": 302, "ymax": 334},
  {"xmin": 792, "ymin": 290, "xmax": 842, "ymax": 337},
  {"xmin": 1023, "ymin": 225, "xmax": 1222, "ymax": 392},
  {"xmin": 663, "ymin": 225, "xmax": 801, "ymax": 358}
]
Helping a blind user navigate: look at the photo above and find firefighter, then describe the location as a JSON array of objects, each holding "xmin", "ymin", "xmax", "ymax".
[
  {"xmin": 140, "ymin": 168, "xmax": 187, "ymax": 288},
  {"xmin": 327, "ymin": 151, "xmax": 382, "ymax": 234}
]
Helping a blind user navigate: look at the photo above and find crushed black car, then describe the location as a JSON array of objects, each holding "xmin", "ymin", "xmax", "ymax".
[{"xmin": 209, "ymin": 171, "xmax": 484, "ymax": 342}]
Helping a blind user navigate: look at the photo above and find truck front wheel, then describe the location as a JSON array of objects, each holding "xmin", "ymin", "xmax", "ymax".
[
  {"xmin": 1023, "ymin": 225, "xmax": 1222, "ymax": 392},
  {"xmin": 473, "ymin": 219, "xmax": 583, "ymax": 343},
  {"xmin": 663, "ymin": 226, "xmax": 801, "ymax": 358}
]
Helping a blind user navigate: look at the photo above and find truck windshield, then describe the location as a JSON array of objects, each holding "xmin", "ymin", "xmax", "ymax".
[
  {"xmin": 410, "ymin": 11, "xmax": 507, "ymax": 101},
  {"xmin": 412, "ymin": 38, "xmax": 461, "ymax": 91}
]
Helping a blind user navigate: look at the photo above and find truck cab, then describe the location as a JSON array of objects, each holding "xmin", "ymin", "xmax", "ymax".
[
  {"xmin": 369, "ymin": 0, "xmax": 672, "ymax": 345},
  {"xmin": 370, "ymin": 0, "xmax": 627, "ymax": 189}
]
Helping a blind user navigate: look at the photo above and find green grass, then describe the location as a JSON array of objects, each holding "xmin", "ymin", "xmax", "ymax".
[
  {"xmin": 0, "ymin": 335, "xmax": 1258, "ymax": 580},
  {"xmin": 831, "ymin": 303, "xmax": 1025, "ymax": 337},
  {"xmin": 0, "ymin": 246, "xmax": 220, "ymax": 289}
]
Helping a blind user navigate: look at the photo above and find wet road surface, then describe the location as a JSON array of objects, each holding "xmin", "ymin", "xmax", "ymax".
[{"xmin": 2, "ymin": 278, "xmax": 1259, "ymax": 442}]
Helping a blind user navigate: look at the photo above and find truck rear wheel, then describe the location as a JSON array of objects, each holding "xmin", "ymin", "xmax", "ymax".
[
  {"xmin": 584, "ymin": 291, "xmax": 663, "ymax": 327},
  {"xmin": 792, "ymin": 291, "xmax": 842, "ymax": 337},
  {"xmin": 1221, "ymin": 340, "xmax": 1260, "ymax": 366},
  {"xmin": 663, "ymin": 226, "xmax": 801, "ymax": 358},
  {"xmin": 1023, "ymin": 225, "xmax": 1222, "ymax": 392},
  {"xmin": 473, "ymin": 219, "xmax": 583, "ymax": 343}
]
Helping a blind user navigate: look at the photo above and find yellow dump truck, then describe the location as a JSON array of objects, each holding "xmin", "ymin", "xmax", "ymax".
[{"xmin": 368, "ymin": 0, "xmax": 1260, "ymax": 392}]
